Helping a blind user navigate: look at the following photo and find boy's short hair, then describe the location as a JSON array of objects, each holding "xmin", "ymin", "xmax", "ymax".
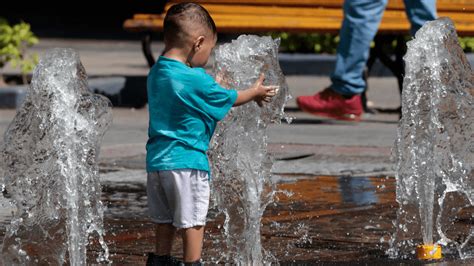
[{"xmin": 164, "ymin": 2, "xmax": 217, "ymax": 45}]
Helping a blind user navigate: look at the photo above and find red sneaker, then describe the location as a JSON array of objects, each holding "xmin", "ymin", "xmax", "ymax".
[{"xmin": 296, "ymin": 88, "xmax": 363, "ymax": 121}]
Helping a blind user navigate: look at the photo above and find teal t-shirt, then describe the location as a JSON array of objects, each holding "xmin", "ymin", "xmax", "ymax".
[{"xmin": 146, "ymin": 56, "xmax": 238, "ymax": 173}]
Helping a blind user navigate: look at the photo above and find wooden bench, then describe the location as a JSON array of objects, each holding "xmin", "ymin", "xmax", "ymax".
[{"xmin": 124, "ymin": 0, "xmax": 474, "ymax": 110}]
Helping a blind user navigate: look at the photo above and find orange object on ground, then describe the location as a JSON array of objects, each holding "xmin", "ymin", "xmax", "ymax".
[{"xmin": 416, "ymin": 244, "xmax": 442, "ymax": 260}]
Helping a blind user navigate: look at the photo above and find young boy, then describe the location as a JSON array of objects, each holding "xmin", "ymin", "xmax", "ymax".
[{"xmin": 145, "ymin": 2, "xmax": 277, "ymax": 265}]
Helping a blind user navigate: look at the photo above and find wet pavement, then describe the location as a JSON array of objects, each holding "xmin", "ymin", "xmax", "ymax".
[
  {"xmin": 91, "ymin": 172, "xmax": 396, "ymax": 265},
  {"xmin": 88, "ymin": 171, "xmax": 472, "ymax": 265},
  {"xmin": 1, "ymin": 172, "xmax": 472, "ymax": 265}
]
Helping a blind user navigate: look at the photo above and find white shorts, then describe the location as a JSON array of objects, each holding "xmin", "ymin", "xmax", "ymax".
[{"xmin": 147, "ymin": 169, "xmax": 210, "ymax": 228}]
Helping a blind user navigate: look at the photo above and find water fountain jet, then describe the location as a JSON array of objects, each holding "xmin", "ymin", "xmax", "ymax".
[
  {"xmin": 389, "ymin": 17, "xmax": 473, "ymax": 260},
  {"xmin": 0, "ymin": 48, "xmax": 112, "ymax": 265},
  {"xmin": 208, "ymin": 35, "xmax": 291, "ymax": 264}
]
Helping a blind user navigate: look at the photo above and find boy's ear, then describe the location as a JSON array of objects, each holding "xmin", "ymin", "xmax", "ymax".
[{"xmin": 194, "ymin": 36, "xmax": 205, "ymax": 51}]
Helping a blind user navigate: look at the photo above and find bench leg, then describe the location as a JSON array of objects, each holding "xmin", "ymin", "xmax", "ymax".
[
  {"xmin": 142, "ymin": 32, "xmax": 156, "ymax": 68},
  {"xmin": 394, "ymin": 35, "xmax": 405, "ymax": 96},
  {"xmin": 362, "ymin": 69, "xmax": 375, "ymax": 114},
  {"xmin": 366, "ymin": 34, "xmax": 405, "ymax": 114},
  {"xmin": 362, "ymin": 40, "xmax": 380, "ymax": 114}
]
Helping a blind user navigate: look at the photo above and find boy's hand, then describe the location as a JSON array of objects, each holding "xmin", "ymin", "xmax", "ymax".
[
  {"xmin": 233, "ymin": 73, "xmax": 279, "ymax": 107},
  {"xmin": 252, "ymin": 74, "xmax": 279, "ymax": 107}
]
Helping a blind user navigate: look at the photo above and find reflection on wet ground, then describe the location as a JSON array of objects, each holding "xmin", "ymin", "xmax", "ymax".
[
  {"xmin": 2, "ymin": 174, "xmax": 473, "ymax": 265},
  {"xmin": 94, "ymin": 174, "xmax": 400, "ymax": 264},
  {"xmin": 259, "ymin": 175, "xmax": 397, "ymax": 264}
]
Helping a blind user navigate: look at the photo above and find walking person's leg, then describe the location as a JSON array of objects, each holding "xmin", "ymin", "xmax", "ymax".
[
  {"xmin": 403, "ymin": 0, "xmax": 437, "ymax": 35},
  {"xmin": 331, "ymin": 0, "xmax": 389, "ymax": 96},
  {"xmin": 297, "ymin": 0, "xmax": 388, "ymax": 121}
]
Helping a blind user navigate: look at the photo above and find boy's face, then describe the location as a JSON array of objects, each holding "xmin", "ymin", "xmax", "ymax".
[{"xmin": 189, "ymin": 33, "xmax": 217, "ymax": 68}]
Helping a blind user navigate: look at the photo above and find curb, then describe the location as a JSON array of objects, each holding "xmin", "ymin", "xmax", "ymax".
[
  {"xmin": 0, "ymin": 86, "xmax": 27, "ymax": 109},
  {"xmin": 0, "ymin": 76, "xmax": 147, "ymax": 109},
  {"xmin": 278, "ymin": 53, "xmax": 474, "ymax": 76}
]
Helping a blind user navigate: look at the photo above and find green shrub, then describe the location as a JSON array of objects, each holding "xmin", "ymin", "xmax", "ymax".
[
  {"xmin": 0, "ymin": 18, "xmax": 39, "ymax": 85},
  {"xmin": 272, "ymin": 32, "xmax": 474, "ymax": 54},
  {"xmin": 271, "ymin": 32, "xmax": 339, "ymax": 54},
  {"xmin": 459, "ymin": 37, "xmax": 474, "ymax": 53}
]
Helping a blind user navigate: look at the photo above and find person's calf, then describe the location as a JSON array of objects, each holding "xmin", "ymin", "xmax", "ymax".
[
  {"xmin": 155, "ymin": 223, "xmax": 176, "ymax": 255},
  {"xmin": 182, "ymin": 226, "xmax": 205, "ymax": 262}
]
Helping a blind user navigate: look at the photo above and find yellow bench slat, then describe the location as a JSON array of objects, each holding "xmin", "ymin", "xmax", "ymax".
[
  {"xmin": 125, "ymin": 13, "xmax": 474, "ymax": 36},
  {"xmin": 125, "ymin": 1, "xmax": 474, "ymax": 36},
  {"xmin": 162, "ymin": 3, "xmax": 474, "ymax": 20},
  {"xmin": 169, "ymin": 0, "xmax": 474, "ymax": 12}
]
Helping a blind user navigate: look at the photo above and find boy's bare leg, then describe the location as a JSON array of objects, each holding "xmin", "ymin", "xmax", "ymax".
[
  {"xmin": 182, "ymin": 226, "xmax": 205, "ymax": 262},
  {"xmin": 155, "ymin": 223, "xmax": 176, "ymax": 255}
]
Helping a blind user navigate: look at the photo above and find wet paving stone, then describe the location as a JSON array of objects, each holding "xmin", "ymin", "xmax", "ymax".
[
  {"xmin": 87, "ymin": 175, "xmax": 401, "ymax": 264},
  {"xmin": 3, "ymin": 173, "xmax": 472, "ymax": 265}
]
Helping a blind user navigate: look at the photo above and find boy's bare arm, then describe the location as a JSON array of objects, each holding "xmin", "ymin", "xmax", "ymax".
[{"xmin": 233, "ymin": 74, "xmax": 278, "ymax": 107}]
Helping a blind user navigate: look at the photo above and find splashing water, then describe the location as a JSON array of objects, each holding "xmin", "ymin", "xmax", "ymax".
[
  {"xmin": 0, "ymin": 48, "xmax": 112, "ymax": 265},
  {"xmin": 208, "ymin": 35, "xmax": 291, "ymax": 264},
  {"xmin": 389, "ymin": 18, "xmax": 473, "ymax": 259}
]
